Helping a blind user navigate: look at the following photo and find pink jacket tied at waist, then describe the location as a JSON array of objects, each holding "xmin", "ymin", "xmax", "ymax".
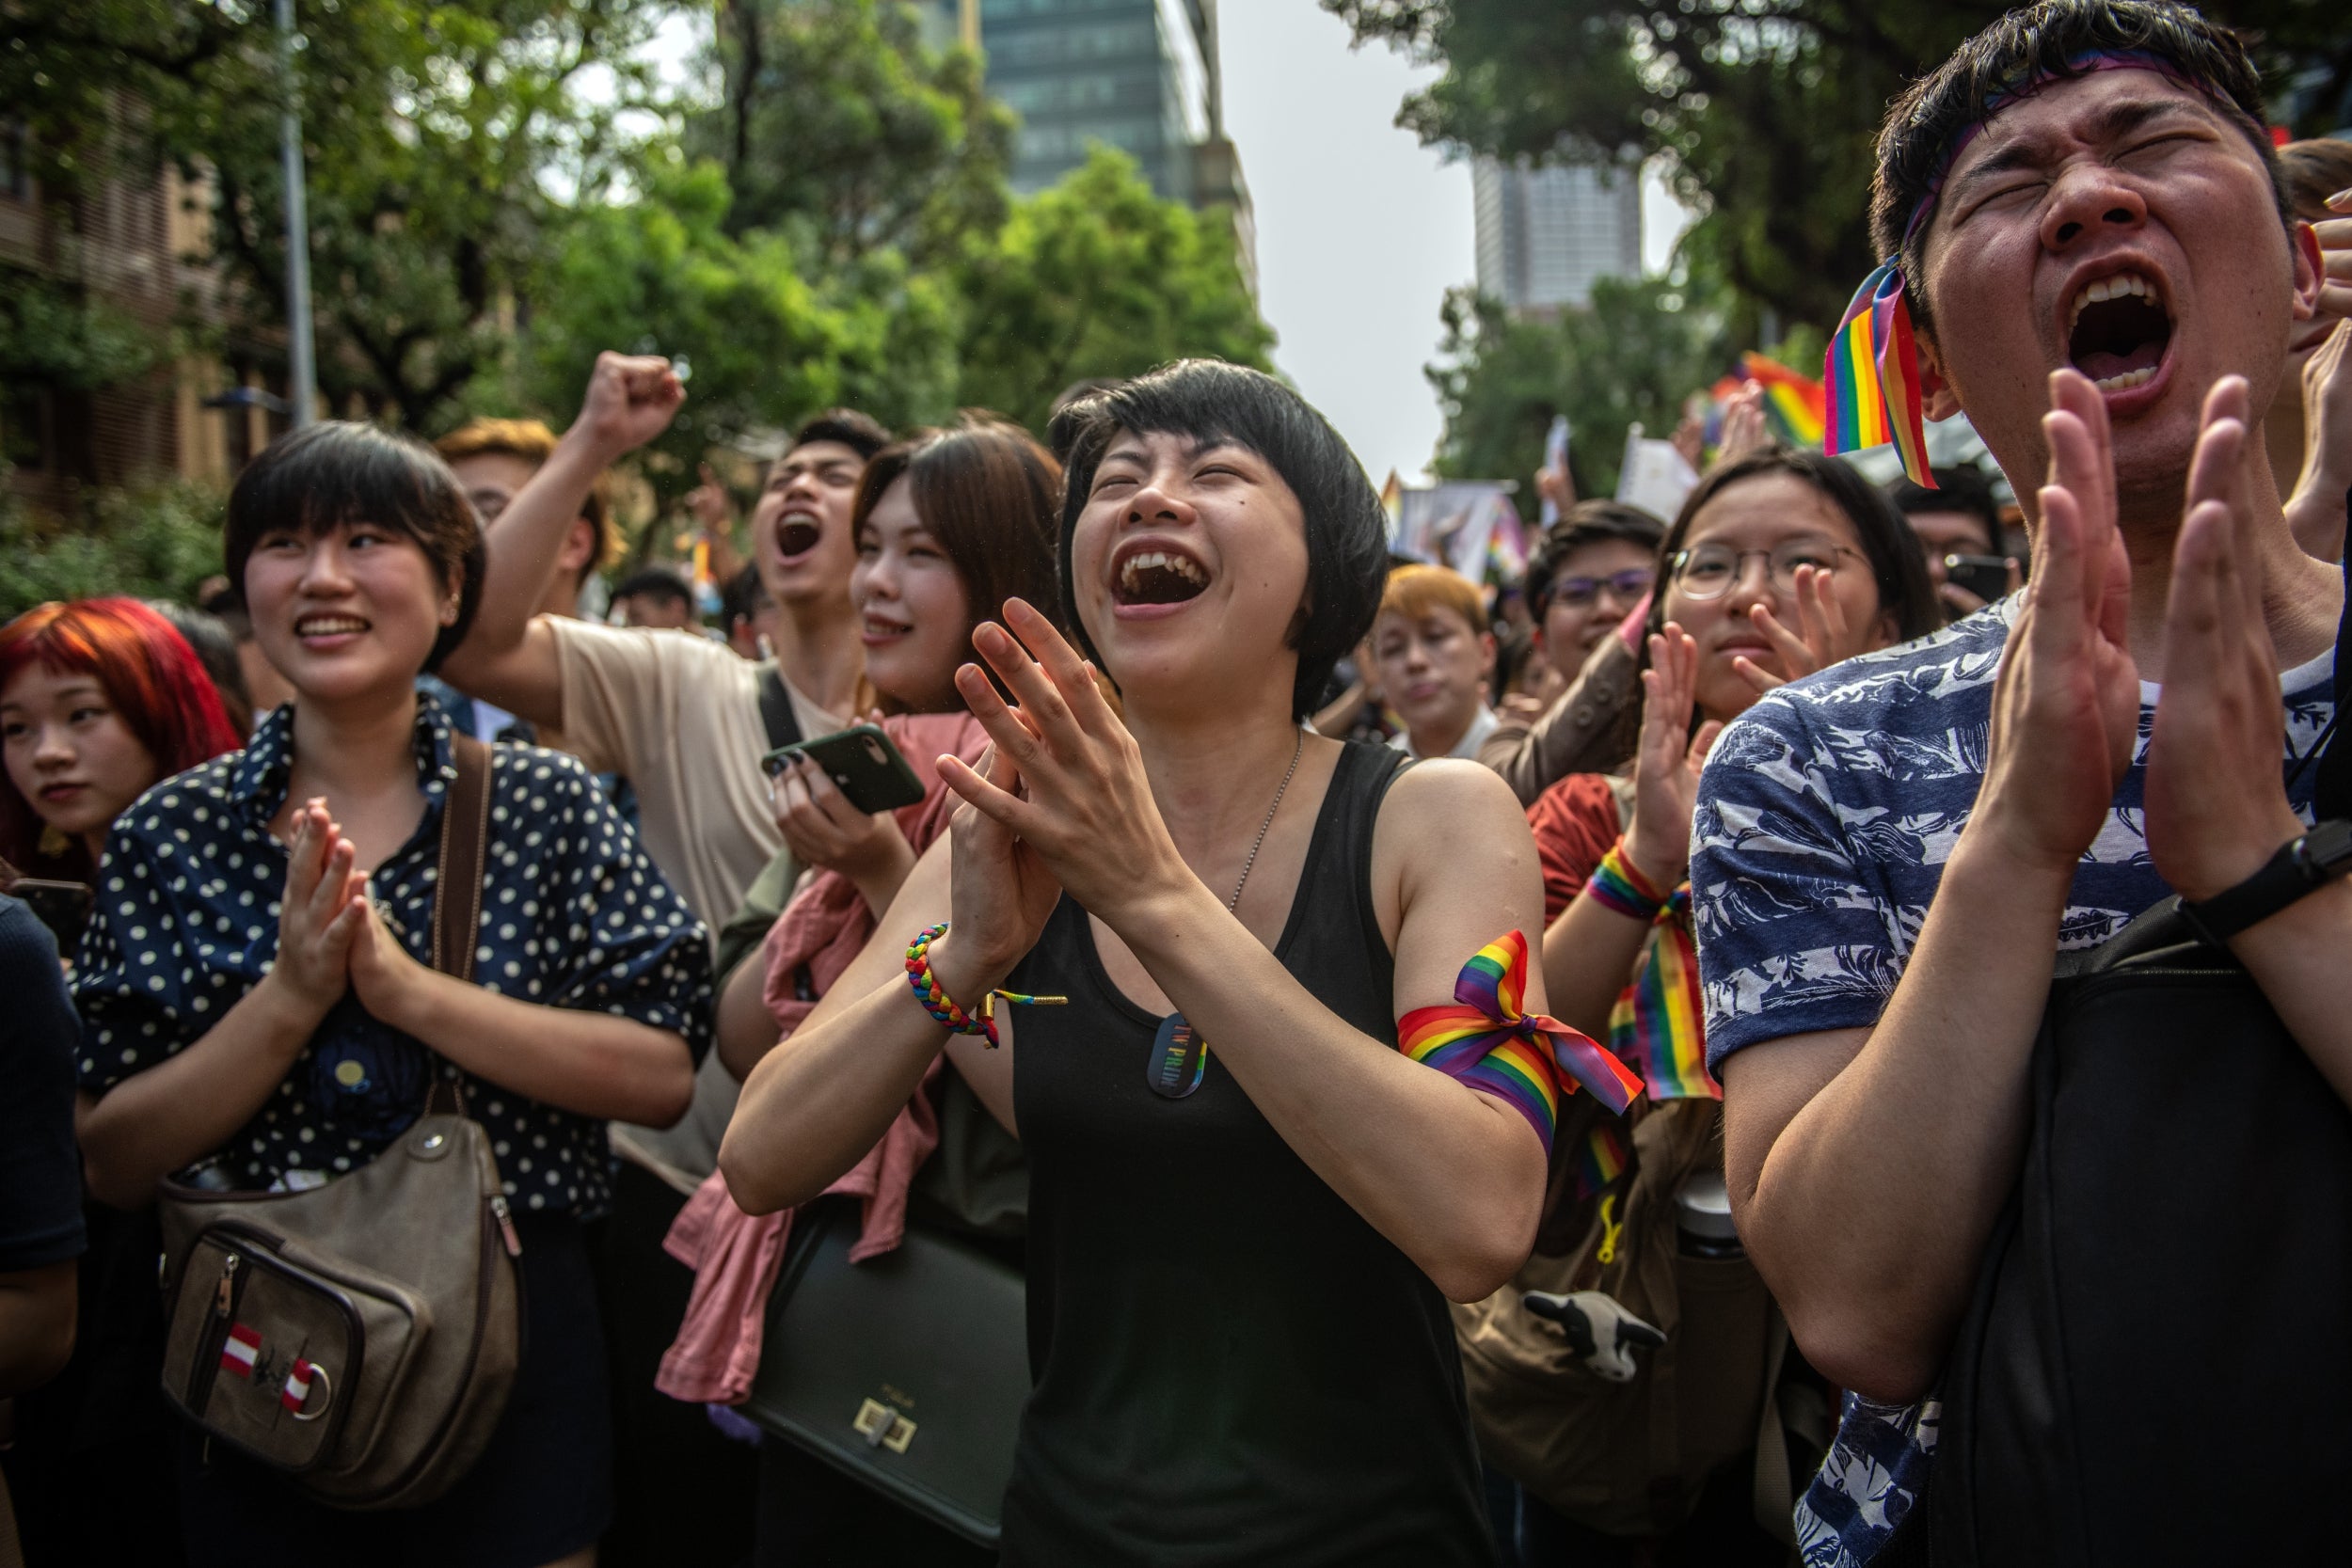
[{"xmin": 657, "ymin": 713, "xmax": 989, "ymax": 1407}]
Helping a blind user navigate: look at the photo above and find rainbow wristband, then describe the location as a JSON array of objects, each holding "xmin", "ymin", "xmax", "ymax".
[
  {"xmin": 1586, "ymin": 840, "xmax": 1671, "ymax": 921},
  {"xmin": 903, "ymin": 921, "xmax": 1065, "ymax": 1050}
]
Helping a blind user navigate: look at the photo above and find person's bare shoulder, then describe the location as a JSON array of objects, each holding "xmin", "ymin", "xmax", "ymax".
[{"xmin": 1372, "ymin": 756, "xmax": 1539, "ymax": 913}]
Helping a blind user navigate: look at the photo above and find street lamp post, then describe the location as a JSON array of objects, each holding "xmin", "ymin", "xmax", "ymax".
[{"xmin": 276, "ymin": 0, "xmax": 317, "ymax": 427}]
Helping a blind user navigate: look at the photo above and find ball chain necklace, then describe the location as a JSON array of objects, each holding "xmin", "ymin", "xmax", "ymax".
[{"xmin": 1145, "ymin": 729, "xmax": 1305, "ymax": 1100}]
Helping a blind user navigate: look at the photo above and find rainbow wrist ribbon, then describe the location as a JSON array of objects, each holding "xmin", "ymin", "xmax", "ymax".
[
  {"xmin": 1399, "ymin": 930, "xmax": 1645, "ymax": 1157},
  {"xmin": 1586, "ymin": 840, "xmax": 1671, "ymax": 921},
  {"xmin": 903, "ymin": 921, "xmax": 1063, "ymax": 1049}
]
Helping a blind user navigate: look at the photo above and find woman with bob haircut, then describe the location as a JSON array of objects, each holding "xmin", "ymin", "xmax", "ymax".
[
  {"xmin": 686, "ymin": 414, "xmax": 1060, "ymax": 1567},
  {"xmin": 1, "ymin": 598, "xmax": 244, "ymax": 888},
  {"xmin": 71, "ymin": 420, "xmax": 712, "ymax": 1568},
  {"xmin": 722, "ymin": 360, "xmax": 1568, "ymax": 1563}
]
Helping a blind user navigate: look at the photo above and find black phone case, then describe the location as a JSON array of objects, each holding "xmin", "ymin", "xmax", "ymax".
[{"xmin": 772, "ymin": 725, "xmax": 927, "ymax": 815}]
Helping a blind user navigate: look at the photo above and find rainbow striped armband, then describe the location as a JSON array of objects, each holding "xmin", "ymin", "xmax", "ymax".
[
  {"xmin": 1398, "ymin": 930, "xmax": 1645, "ymax": 1157},
  {"xmin": 1586, "ymin": 840, "xmax": 1671, "ymax": 921}
]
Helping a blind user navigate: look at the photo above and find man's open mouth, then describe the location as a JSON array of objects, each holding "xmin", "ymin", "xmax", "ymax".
[
  {"xmin": 2066, "ymin": 272, "xmax": 2172, "ymax": 392},
  {"xmin": 775, "ymin": 516, "xmax": 821, "ymax": 560},
  {"xmin": 1113, "ymin": 548, "xmax": 1209, "ymax": 608}
]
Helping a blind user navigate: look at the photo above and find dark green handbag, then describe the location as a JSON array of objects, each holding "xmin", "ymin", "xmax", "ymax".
[{"xmin": 741, "ymin": 1198, "xmax": 1029, "ymax": 1547}]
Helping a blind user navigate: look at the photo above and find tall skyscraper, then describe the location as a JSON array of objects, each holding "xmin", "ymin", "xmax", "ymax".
[
  {"xmin": 1471, "ymin": 158, "xmax": 1644, "ymax": 316},
  {"xmin": 917, "ymin": 0, "xmax": 1252, "ymax": 288}
]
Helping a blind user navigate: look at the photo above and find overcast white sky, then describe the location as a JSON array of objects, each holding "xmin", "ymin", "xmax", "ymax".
[{"xmin": 1216, "ymin": 3, "xmax": 1474, "ymax": 483}]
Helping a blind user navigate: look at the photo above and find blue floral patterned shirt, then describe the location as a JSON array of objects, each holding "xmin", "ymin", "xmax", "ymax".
[
  {"xmin": 73, "ymin": 695, "xmax": 712, "ymax": 1219},
  {"xmin": 1689, "ymin": 596, "xmax": 2335, "ymax": 1565}
]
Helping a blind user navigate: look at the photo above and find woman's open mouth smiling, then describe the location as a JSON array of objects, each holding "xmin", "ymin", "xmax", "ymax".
[
  {"xmin": 294, "ymin": 614, "xmax": 370, "ymax": 648},
  {"xmin": 861, "ymin": 613, "xmax": 913, "ymax": 648},
  {"xmin": 1110, "ymin": 544, "xmax": 1212, "ymax": 618}
]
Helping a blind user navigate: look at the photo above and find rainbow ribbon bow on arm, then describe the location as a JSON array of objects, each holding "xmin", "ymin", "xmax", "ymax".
[{"xmin": 1399, "ymin": 931, "xmax": 1646, "ymax": 1157}]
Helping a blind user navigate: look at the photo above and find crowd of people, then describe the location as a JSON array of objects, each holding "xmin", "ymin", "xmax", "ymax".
[{"xmin": 2, "ymin": 2, "xmax": 2350, "ymax": 1565}]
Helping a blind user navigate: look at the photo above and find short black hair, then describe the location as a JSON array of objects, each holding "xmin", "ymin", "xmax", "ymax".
[
  {"xmin": 223, "ymin": 421, "xmax": 485, "ymax": 674},
  {"xmin": 146, "ymin": 599, "xmax": 254, "ymax": 735},
  {"xmin": 1652, "ymin": 449, "xmax": 1943, "ymax": 647},
  {"xmin": 1874, "ymin": 0, "xmax": 2282, "ymax": 338},
  {"xmin": 1525, "ymin": 500, "xmax": 1666, "ymax": 613},
  {"xmin": 1886, "ymin": 466, "xmax": 2003, "ymax": 554},
  {"xmin": 1050, "ymin": 360, "xmax": 1388, "ymax": 721},
  {"xmin": 612, "ymin": 566, "xmax": 695, "ymax": 610},
  {"xmin": 789, "ymin": 408, "xmax": 891, "ymax": 463}
]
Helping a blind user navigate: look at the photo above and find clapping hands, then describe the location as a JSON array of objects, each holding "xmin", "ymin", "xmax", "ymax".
[
  {"xmin": 1622, "ymin": 626, "xmax": 1724, "ymax": 889},
  {"xmin": 273, "ymin": 800, "xmax": 435, "ymax": 1028}
]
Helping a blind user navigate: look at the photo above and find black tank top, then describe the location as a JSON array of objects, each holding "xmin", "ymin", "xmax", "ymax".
[{"xmin": 997, "ymin": 742, "xmax": 1494, "ymax": 1567}]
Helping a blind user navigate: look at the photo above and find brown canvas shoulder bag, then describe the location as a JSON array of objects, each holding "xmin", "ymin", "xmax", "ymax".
[{"xmin": 155, "ymin": 736, "xmax": 523, "ymax": 1510}]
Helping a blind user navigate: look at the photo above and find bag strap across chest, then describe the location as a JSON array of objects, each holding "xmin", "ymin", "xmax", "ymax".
[{"xmin": 431, "ymin": 735, "xmax": 492, "ymax": 985}]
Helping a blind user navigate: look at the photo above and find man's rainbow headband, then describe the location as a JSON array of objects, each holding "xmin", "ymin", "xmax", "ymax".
[{"xmin": 1825, "ymin": 50, "xmax": 2211, "ymax": 487}]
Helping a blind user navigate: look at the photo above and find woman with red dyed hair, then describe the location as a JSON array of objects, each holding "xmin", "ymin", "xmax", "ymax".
[{"xmin": 0, "ymin": 598, "xmax": 243, "ymax": 884}]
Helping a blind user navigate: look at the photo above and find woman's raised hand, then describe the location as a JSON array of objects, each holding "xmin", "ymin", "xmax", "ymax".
[
  {"xmin": 273, "ymin": 800, "xmax": 363, "ymax": 1019},
  {"xmin": 931, "ymin": 741, "xmax": 1064, "ymax": 1003},
  {"xmin": 345, "ymin": 874, "xmax": 434, "ymax": 1027},
  {"xmin": 1736, "ymin": 564, "xmax": 1851, "ymax": 695},
  {"xmin": 937, "ymin": 599, "xmax": 1186, "ymax": 933},
  {"xmin": 1622, "ymin": 626, "xmax": 1723, "ymax": 888}
]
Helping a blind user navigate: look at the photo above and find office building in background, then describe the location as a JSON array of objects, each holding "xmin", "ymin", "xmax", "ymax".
[
  {"xmin": 1471, "ymin": 158, "xmax": 1643, "ymax": 317},
  {"xmin": 920, "ymin": 0, "xmax": 1253, "ymax": 290}
]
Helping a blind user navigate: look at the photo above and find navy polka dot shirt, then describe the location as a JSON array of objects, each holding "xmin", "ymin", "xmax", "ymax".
[{"xmin": 73, "ymin": 696, "xmax": 714, "ymax": 1218}]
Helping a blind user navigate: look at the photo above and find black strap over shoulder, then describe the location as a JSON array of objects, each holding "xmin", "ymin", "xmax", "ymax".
[
  {"xmin": 2313, "ymin": 545, "xmax": 2352, "ymax": 822},
  {"xmin": 758, "ymin": 666, "xmax": 802, "ymax": 753},
  {"xmin": 432, "ymin": 735, "xmax": 493, "ymax": 983}
]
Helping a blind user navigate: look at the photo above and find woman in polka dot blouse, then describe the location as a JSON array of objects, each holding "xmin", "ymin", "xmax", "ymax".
[{"xmin": 72, "ymin": 421, "xmax": 713, "ymax": 1568}]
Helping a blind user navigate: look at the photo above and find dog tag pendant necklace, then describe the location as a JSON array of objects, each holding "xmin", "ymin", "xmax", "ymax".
[{"xmin": 1146, "ymin": 730, "xmax": 1304, "ymax": 1100}]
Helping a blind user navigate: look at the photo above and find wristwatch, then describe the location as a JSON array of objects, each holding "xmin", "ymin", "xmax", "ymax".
[{"xmin": 2176, "ymin": 819, "xmax": 2352, "ymax": 945}]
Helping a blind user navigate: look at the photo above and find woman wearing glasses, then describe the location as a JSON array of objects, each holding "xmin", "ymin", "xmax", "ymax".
[{"xmin": 1484, "ymin": 451, "xmax": 1936, "ymax": 1561}]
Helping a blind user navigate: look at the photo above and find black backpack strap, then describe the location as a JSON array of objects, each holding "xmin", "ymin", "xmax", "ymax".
[
  {"xmin": 2314, "ymin": 546, "xmax": 2352, "ymax": 822},
  {"xmin": 757, "ymin": 666, "xmax": 802, "ymax": 752}
]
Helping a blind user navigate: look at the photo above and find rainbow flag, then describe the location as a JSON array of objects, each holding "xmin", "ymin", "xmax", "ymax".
[
  {"xmin": 1608, "ymin": 893, "xmax": 1720, "ymax": 1101},
  {"xmin": 1824, "ymin": 261, "xmax": 1934, "ymax": 487},
  {"xmin": 1740, "ymin": 353, "xmax": 1827, "ymax": 449},
  {"xmin": 1576, "ymin": 1123, "xmax": 1629, "ymax": 1200},
  {"xmin": 1400, "ymin": 932, "xmax": 1645, "ymax": 1158}
]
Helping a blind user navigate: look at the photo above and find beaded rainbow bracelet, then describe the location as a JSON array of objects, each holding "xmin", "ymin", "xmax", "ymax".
[
  {"xmin": 903, "ymin": 920, "xmax": 1065, "ymax": 1049},
  {"xmin": 1586, "ymin": 839, "xmax": 1673, "ymax": 921}
]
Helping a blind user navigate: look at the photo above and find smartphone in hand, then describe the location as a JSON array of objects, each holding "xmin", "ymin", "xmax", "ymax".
[{"xmin": 761, "ymin": 723, "xmax": 927, "ymax": 815}]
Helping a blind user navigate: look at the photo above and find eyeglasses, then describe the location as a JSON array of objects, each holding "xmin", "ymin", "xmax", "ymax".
[
  {"xmin": 1667, "ymin": 538, "xmax": 1862, "ymax": 601},
  {"xmin": 1548, "ymin": 567, "xmax": 1655, "ymax": 610}
]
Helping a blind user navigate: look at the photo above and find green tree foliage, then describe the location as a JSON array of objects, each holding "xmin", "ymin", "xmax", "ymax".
[
  {"xmin": 0, "ymin": 472, "xmax": 226, "ymax": 617},
  {"xmin": 1427, "ymin": 277, "xmax": 1732, "ymax": 496},
  {"xmin": 0, "ymin": 279, "xmax": 159, "ymax": 396},
  {"xmin": 3, "ymin": 0, "xmax": 670, "ymax": 433},
  {"xmin": 516, "ymin": 155, "xmax": 961, "ymax": 499},
  {"xmin": 1325, "ymin": 0, "xmax": 2346, "ymax": 333},
  {"xmin": 3, "ymin": 0, "xmax": 1267, "ymax": 532},
  {"xmin": 950, "ymin": 148, "xmax": 1274, "ymax": 435},
  {"xmin": 691, "ymin": 0, "xmax": 1012, "ymax": 267}
]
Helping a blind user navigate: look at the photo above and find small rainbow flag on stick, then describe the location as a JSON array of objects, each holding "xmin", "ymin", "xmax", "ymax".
[
  {"xmin": 1824, "ymin": 262, "xmax": 1935, "ymax": 487},
  {"xmin": 1740, "ymin": 353, "xmax": 1827, "ymax": 449},
  {"xmin": 1401, "ymin": 931, "xmax": 1645, "ymax": 1156}
]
